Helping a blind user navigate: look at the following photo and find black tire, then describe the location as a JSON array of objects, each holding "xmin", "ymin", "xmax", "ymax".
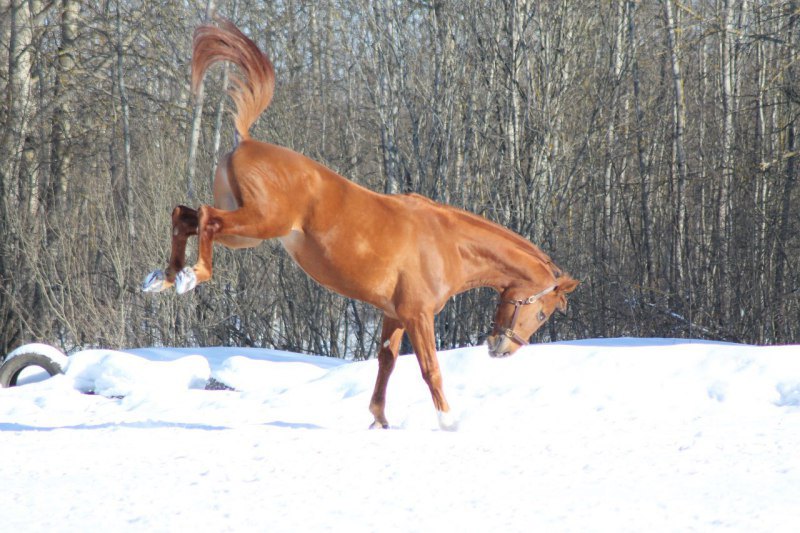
[
  {"xmin": 0, "ymin": 352, "xmax": 64, "ymax": 388},
  {"xmin": 205, "ymin": 377, "xmax": 236, "ymax": 391}
]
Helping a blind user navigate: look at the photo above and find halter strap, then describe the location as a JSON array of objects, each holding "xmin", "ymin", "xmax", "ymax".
[
  {"xmin": 499, "ymin": 285, "xmax": 557, "ymax": 346},
  {"xmin": 508, "ymin": 285, "xmax": 556, "ymax": 306}
]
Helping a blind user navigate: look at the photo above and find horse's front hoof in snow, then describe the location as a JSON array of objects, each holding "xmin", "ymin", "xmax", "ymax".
[
  {"xmin": 175, "ymin": 267, "xmax": 197, "ymax": 294},
  {"xmin": 438, "ymin": 410, "xmax": 459, "ymax": 432},
  {"xmin": 369, "ymin": 419, "xmax": 390, "ymax": 430},
  {"xmin": 142, "ymin": 269, "xmax": 168, "ymax": 292}
]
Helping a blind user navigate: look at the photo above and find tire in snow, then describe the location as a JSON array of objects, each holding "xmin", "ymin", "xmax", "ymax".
[{"xmin": 0, "ymin": 352, "xmax": 64, "ymax": 388}]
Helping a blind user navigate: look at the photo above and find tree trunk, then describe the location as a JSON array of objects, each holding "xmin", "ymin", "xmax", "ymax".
[
  {"xmin": 370, "ymin": 3, "xmax": 402, "ymax": 194},
  {"xmin": 1, "ymin": 0, "xmax": 33, "ymax": 204},
  {"xmin": 186, "ymin": 0, "xmax": 217, "ymax": 201},
  {"xmin": 716, "ymin": 0, "xmax": 737, "ymax": 324},
  {"xmin": 115, "ymin": 0, "xmax": 135, "ymax": 239},
  {"xmin": 662, "ymin": 0, "xmax": 688, "ymax": 306},
  {"xmin": 211, "ymin": 0, "xmax": 238, "ymax": 171},
  {"xmin": 628, "ymin": 0, "xmax": 653, "ymax": 294},
  {"xmin": 774, "ymin": 3, "xmax": 799, "ymax": 340},
  {"xmin": 48, "ymin": 0, "xmax": 79, "ymax": 216},
  {"xmin": 504, "ymin": 0, "xmax": 522, "ymax": 179}
]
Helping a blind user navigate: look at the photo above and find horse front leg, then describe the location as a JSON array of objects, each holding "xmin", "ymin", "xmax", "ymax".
[
  {"xmin": 142, "ymin": 205, "xmax": 198, "ymax": 292},
  {"xmin": 403, "ymin": 312, "xmax": 457, "ymax": 431},
  {"xmin": 369, "ymin": 316, "xmax": 405, "ymax": 429}
]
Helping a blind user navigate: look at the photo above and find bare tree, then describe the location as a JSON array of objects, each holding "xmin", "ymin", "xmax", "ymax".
[{"xmin": 3, "ymin": 0, "xmax": 800, "ymax": 356}]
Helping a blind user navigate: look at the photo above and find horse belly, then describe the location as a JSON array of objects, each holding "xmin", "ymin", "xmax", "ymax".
[{"xmin": 278, "ymin": 230, "xmax": 397, "ymax": 309}]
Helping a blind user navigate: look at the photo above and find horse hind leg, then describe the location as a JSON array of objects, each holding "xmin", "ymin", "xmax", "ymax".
[
  {"xmin": 174, "ymin": 203, "xmax": 279, "ymax": 294},
  {"xmin": 173, "ymin": 204, "xmax": 218, "ymax": 294},
  {"xmin": 170, "ymin": 154, "xmax": 261, "ymax": 292},
  {"xmin": 369, "ymin": 316, "xmax": 404, "ymax": 429},
  {"xmin": 172, "ymin": 146, "xmax": 302, "ymax": 293},
  {"xmin": 142, "ymin": 206, "xmax": 198, "ymax": 292}
]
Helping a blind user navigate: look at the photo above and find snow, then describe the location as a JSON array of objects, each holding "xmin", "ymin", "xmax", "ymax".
[
  {"xmin": 5, "ymin": 342, "xmax": 70, "ymax": 368},
  {"xmin": 1, "ymin": 338, "xmax": 799, "ymax": 532}
]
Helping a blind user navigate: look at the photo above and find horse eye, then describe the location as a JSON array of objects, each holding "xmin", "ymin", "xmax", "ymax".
[{"xmin": 537, "ymin": 310, "xmax": 546, "ymax": 322}]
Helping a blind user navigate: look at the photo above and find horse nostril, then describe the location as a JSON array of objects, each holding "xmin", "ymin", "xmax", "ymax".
[
  {"xmin": 487, "ymin": 337, "xmax": 508, "ymax": 358},
  {"xmin": 487, "ymin": 339, "xmax": 496, "ymax": 354}
]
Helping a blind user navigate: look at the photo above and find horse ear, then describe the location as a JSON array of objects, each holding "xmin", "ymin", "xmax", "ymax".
[
  {"xmin": 554, "ymin": 277, "xmax": 579, "ymax": 314},
  {"xmin": 556, "ymin": 277, "xmax": 579, "ymax": 294}
]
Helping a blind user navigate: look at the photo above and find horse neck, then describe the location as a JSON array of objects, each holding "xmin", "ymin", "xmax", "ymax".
[{"xmin": 459, "ymin": 225, "xmax": 557, "ymax": 294}]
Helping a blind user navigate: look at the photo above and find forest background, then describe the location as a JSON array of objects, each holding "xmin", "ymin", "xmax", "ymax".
[{"xmin": 1, "ymin": 0, "xmax": 798, "ymax": 358}]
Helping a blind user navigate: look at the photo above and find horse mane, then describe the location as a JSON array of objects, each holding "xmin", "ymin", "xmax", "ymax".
[
  {"xmin": 400, "ymin": 193, "xmax": 559, "ymax": 277},
  {"xmin": 192, "ymin": 18, "xmax": 275, "ymax": 141},
  {"xmin": 452, "ymin": 206, "xmax": 562, "ymax": 278}
]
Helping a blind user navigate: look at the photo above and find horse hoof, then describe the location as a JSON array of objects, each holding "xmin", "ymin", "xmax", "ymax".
[
  {"xmin": 175, "ymin": 267, "xmax": 197, "ymax": 294},
  {"xmin": 437, "ymin": 410, "xmax": 459, "ymax": 432},
  {"xmin": 142, "ymin": 270, "xmax": 167, "ymax": 292},
  {"xmin": 369, "ymin": 420, "xmax": 390, "ymax": 430}
]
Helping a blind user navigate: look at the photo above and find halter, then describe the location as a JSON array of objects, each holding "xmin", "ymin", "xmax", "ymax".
[{"xmin": 495, "ymin": 285, "xmax": 556, "ymax": 346}]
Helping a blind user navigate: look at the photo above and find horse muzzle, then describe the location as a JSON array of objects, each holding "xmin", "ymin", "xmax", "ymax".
[{"xmin": 487, "ymin": 335, "xmax": 514, "ymax": 358}]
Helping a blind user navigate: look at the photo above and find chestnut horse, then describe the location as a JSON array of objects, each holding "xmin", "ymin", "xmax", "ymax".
[{"xmin": 143, "ymin": 20, "xmax": 578, "ymax": 430}]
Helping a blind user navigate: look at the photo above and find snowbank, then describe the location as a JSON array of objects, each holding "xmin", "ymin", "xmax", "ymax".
[{"xmin": 1, "ymin": 338, "xmax": 798, "ymax": 532}]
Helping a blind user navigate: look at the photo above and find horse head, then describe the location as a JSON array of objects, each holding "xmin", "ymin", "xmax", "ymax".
[{"xmin": 486, "ymin": 276, "xmax": 579, "ymax": 358}]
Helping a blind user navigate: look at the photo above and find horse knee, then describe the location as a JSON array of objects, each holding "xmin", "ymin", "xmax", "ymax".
[
  {"xmin": 198, "ymin": 205, "xmax": 222, "ymax": 233},
  {"xmin": 172, "ymin": 205, "xmax": 198, "ymax": 235},
  {"xmin": 378, "ymin": 347, "xmax": 397, "ymax": 369},
  {"xmin": 172, "ymin": 205, "xmax": 196, "ymax": 221},
  {"xmin": 420, "ymin": 366, "xmax": 443, "ymax": 391}
]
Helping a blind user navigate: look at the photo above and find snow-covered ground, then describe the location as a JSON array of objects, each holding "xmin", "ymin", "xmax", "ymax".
[{"xmin": 1, "ymin": 338, "xmax": 799, "ymax": 532}]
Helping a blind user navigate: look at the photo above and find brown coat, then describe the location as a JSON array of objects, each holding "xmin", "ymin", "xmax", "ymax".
[{"xmin": 143, "ymin": 20, "xmax": 578, "ymax": 430}]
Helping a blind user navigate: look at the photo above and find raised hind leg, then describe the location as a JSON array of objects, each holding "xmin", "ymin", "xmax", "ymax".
[
  {"xmin": 173, "ymin": 204, "xmax": 288, "ymax": 293},
  {"xmin": 403, "ymin": 311, "xmax": 456, "ymax": 431},
  {"xmin": 142, "ymin": 206, "xmax": 198, "ymax": 292},
  {"xmin": 369, "ymin": 316, "xmax": 405, "ymax": 429},
  {"xmin": 173, "ymin": 204, "xmax": 217, "ymax": 293}
]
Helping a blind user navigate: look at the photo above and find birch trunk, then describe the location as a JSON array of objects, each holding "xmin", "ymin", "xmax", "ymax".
[
  {"xmin": 662, "ymin": 0, "xmax": 688, "ymax": 296},
  {"xmin": 370, "ymin": 4, "xmax": 402, "ymax": 194},
  {"xmin": 505, "ymin": 0, "xmax": 522, "ymax": 178},
  {"xmin": 48, "ymin": 0, "xmax": 78, "ymax": 215},
  {"xmin": 716, "ymin": 0, "xmax": 737, "ymax": 320},
  {"xmin": 23, "ymin": 0, "xmax": 44, "ymax": 218},
  {"xmin": 211, "ymin": 0, "xmax": 238, "ymax": 170},
  {"xmin": 604, "ymin": 0, "xmax": 627, "ymax": 258},
  {"xmin": 774, "ymin": 3, "xmax": 799, "ymax": 340},
  {"xmin": 628, "ymin": 0, "xmax": 653, "ymax": 292},
  {"xmin": 1, "ymin": 0, "xmax": 33, "ymax": 204},
  {"xmin": 115, "ymin": 0, "xmax": 134, "ymax": 239},
  {"xmin": 186, "ymin": 0, "xmax": 217, "ymax": 201}
]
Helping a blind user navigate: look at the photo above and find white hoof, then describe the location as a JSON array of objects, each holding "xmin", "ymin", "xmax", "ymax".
[
  {"xmin": 175, "ymin": 267, "xmax": 197, "ymax": 294},
  {"xmin": 437, "ymin": 410, "xmax": 459, "ymax": 432},
  {"xmin": 142, "ymin": 270, "xmax": 167, "ymax": 292}
]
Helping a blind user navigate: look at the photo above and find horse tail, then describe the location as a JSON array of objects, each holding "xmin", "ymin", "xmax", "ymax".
[{"xmin": 192, "ymin": 18, "xmax": 275, "ymax": 142}]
